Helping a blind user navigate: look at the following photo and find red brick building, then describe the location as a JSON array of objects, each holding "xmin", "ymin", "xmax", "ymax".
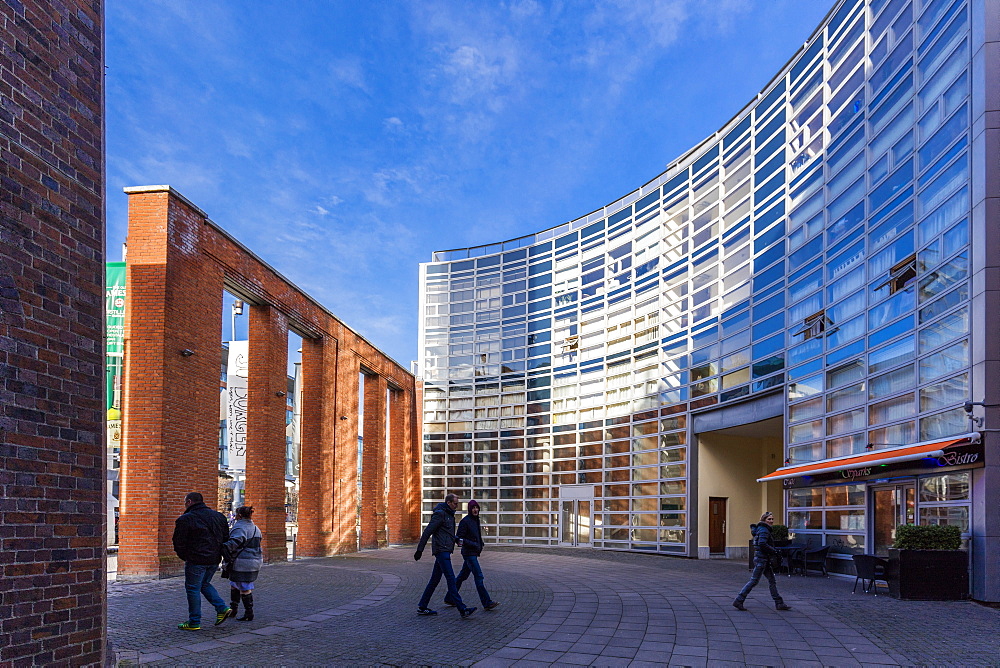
[
  {"xmin": 0, "ymin": 0, "xmax": 107, "ymax": 664},
  {"xmin": 117, "ymin": 186, "xmax": 421, "ymax": 579}
]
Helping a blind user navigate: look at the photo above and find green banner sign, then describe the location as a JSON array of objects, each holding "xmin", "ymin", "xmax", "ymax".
[{"xmin": 106, "ymin": 263, "xmax": 125, "ymax": 449}]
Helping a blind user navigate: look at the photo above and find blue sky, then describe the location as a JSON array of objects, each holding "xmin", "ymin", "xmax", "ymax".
[{"xmin": 106, "ymin": 0, "xmax": 833, "ymax": 366}]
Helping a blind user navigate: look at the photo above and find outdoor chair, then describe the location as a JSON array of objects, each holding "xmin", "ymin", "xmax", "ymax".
[
  {"xmin": 798, "ymin": 545, "xmax": 830, "ymax": 576},
  {"xmin": 852, "ymin": 554, "xmax": 889, "ymax": 595}
]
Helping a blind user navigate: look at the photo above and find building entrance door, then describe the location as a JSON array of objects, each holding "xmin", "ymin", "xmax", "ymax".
[
  {"xmin": 709, "ymin": 497, "xmax": 727, "ymax": 554},
  {"xmin": 558, "ymin": 484, "xmax": 594, "ymax": 547},
  {"xmin": 871, "ymin": 482, "xmax": 916, "ymax": 557}
]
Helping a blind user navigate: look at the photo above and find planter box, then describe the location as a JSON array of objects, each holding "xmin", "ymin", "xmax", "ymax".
[{"xmin": 886, "ymin": 549, "xmax": 969, "ymax": 600}]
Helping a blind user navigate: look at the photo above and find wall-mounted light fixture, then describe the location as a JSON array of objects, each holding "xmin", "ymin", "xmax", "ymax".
[
  {"xmin": 275, "ymin": 391, "xmax": 286, "ymax": 397},
  {"xmin": 340, "ymin": 415, "xmax": 348, "ymax": 420},
  {"xmin": 180, "ymin": 349, "xmax": 195, "ymax": 357}
]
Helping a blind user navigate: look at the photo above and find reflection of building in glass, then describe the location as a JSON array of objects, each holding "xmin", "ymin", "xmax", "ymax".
[{"xmin": 419, "ymin": 0, "xmax": 1000, "ymax": 602}]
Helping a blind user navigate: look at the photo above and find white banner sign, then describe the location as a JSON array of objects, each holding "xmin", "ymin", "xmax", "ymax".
[{"xmin": 227, "ymin": 341, "xmax": 249, "ymax": 471}]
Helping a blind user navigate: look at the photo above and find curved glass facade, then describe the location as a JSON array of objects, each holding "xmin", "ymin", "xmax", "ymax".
[{"xmin": 419, "ymin": 0, "xmax": 995, "ymax": 571}]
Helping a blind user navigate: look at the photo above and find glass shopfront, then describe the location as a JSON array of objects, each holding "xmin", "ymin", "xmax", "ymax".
[{"xmin": 786, "ymin": 468, "xmax": 974, "ymax": 575}]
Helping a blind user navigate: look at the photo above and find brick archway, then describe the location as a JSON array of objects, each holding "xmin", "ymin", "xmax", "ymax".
[{"xmin": 117, "ymin": 186, "xmax": 420, "ymax": 579}]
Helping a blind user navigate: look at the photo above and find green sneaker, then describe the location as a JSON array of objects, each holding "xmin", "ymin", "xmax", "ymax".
[
  {"xmin": 215, "ymin": 607, "xmax": 232, "ymax": 626},
  {"xmin": 177, "ymin": 621, "xmax": 201, "ymax": 631}
]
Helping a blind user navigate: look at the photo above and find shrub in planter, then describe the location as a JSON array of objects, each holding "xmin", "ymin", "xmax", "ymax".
[
  {"xmin": 892, "ymin": 524, "xmax": 961, "ymax": 550},
  {"xmin": 771, "ymin": 524, "xmax": 790, "ymax": 545},
  {"xmin": 887, "ymin": 524, "xmax": 967, "ymax": 600}
]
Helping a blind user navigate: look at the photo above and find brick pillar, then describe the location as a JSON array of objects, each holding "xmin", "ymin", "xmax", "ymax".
[
  {"xmin": 331, "ymin": 346, "xmax": 360, "ymax": 554},
  {"xmin": 119, "ymin": 191, "xmax": 224, "ymax": 579},
  {"xmin": 0, "ymin": 1, "xmax": 106, "ymax": 660},
  {"xmin": 360, "ymin": 374, "xmax": 388, "ymax": 549},
  {"xmin": 387, "ymin": 388, "xmax": 420, "ymax": 543},
  {"xmin": 245, "ymin": 303, "xmax": 288, "ymax": 562},
  {"xmin": 295, "ymin": 336, "xmax": 333, "ymax": 556}
]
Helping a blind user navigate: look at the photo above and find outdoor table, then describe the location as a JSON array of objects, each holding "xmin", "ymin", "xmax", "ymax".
[{"xmin": 774, "ymin": 544, "xmax": 806, "ymax": 576}]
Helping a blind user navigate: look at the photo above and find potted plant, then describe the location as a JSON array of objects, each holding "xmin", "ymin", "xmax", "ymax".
[
  {"xmin": 771, "ymin": 524, "xmax": 790, "ymax": 547},
  {"xmin": 887, "ymin": 524, "xmax": 968, "ymax": 600}
]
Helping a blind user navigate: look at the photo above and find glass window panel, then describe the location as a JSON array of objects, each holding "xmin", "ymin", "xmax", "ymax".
[
  {"xmin": 920, "ymin": 372, "xmax": 967, "ymax": 412},
  {"xmin": 869, "ymin": 334, "xmax": 915, "ymax": 373},
  {"xmin": 918, "ymin": 306, "xmax": 967, "ymax": 353},
  {"xmin": 828, "ymin": 382, "xmax": 865, "ymax": 412},
  {"xmin": 828, "ymin": 359, "xmax": 864, "ymax": 388},
  {"xmin": 825, "ymin": 509, "xmax": 865, "ymax": 531},
  {"xmin": 919, "ymin": 506, "xmax": 969, "ymax": 532},
  {"xmin": 942, "ymin": 218, "xmax": 968, "ymax": 258},
  {"xmin": 788, "ymin": 442, "xmax": 824, "ymax": 464},
  {"xmin": 919, "ymin": 339, "xmax": 968, "ymax": 383},
  {"xmin": 827, "ymin": 409, "xmax": 865, "ymax": 435},
  {"xmin": 827, "ymin": 433, "xmax": 866, "ymax": 457},
  {"xmin": 869, "ymin": 365, "xmax": 915, "ymax": 398},
  {"xmin": 869, "ymin": 392, "xmax": 915, "ymax": 425},
  {"xmin": 919, "ymin": 281, "xmax": 968, "ymax": 324},
  {"xmin": 789, "ymin": 396, "xmax": 823, "ymax": 422},
  {"xmin": 788, "ymin": 488, "xmax": 823, "ymax": 507},
  {"xmin": 919, "ymin": 472, "xmax": 970, "ymax": 502},
  {"xmin": 919, "ymin": 406, "xmax": 967, "ymax": 440},
  {"xmin": 869, "ymin": 421, "xmax": 916, "ymax": 448},
  {"xmin": 789, "ymin": 373, "xmax": 823, "ymax": 400},
  {"xmin": 826, "ymin": 483, "xmax": 864, "ymax": 506},
  {"xmin": 787, "ymin": 510, "xmax": 822, "ymax": 530},
  {"xmin": 789, "ymin": 419, "xmax": 824, "ymax": 444}
]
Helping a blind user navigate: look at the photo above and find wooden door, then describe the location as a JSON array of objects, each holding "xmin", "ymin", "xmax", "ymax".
[{"xmin": 709, "ymin": 497, "xmax": 727, "ymax": 554}]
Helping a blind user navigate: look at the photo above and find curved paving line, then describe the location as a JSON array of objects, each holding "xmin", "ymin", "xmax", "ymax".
[{"xmin": 134, "ymin": 567, "xmax": 402, "ymax": 665}]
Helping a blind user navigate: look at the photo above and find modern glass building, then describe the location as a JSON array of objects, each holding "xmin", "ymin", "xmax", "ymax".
[{"xmin": 418, "ymin": 0, "xmax": 999, "ymax": 601}]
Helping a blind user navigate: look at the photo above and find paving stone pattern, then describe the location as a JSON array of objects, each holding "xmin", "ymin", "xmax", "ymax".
[{"xmin": 108, "ymin": 546, "xmax": 1000, "ymax": 666}]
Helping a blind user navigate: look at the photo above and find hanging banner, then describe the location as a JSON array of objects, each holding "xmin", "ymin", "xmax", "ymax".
[
  {"xmin": 226, "ymin": 341, "xmax": 249, "ymax": 471},
  {"xmin": 105, "ymin": 263, "xmax": 126, "ymax": 453}
]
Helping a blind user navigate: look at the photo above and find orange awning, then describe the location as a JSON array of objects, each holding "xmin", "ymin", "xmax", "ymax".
[{"xmin": 757, "ymin": 433, "xmax": 979, "ymax": 482}]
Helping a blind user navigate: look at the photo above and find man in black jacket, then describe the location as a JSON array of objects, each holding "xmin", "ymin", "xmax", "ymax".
[
  {"xmin": 449, "ymin": 499, "xmax": 499, "ymax": 610},
  {"xmin": 172, "ymin": 492, "xmax": 232, "ymax": 630},
  {"xmin": 414, "ymin": 493, "xmax": 476, "ymax": 618}
]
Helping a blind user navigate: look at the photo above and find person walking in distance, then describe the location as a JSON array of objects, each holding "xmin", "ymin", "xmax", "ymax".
[
  {"xmin": 222, "ymin": 505, "xmax": 263, "ymax": 622},
  {"xmin": 414, "ymin": 493, "xmax": 476, "ymax": 618},
  {"xmin": 172, "ymin": 492, "xmax": 232, "ymax": 630},
  {"xmin": 733, "ymin": 511, "xmax": 791, "ymax": 611},
  {"xmin": 447, "ymin": 499, "xmax": 499, "ymax": 611}
]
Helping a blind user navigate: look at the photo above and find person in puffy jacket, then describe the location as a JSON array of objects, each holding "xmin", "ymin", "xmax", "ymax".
[
  {"xmin": 414, "ymin": 494, "xmax": 476, "ymax": 618},
  {"xmin": 733, "ymin": 511, "xmax": 791, "ymax": 611},
  {"xmin": 172, "ymin": 492, "xmax": 232, "ymax": 630},
  {"xmin": 222, "ymin": 505, "xmax": 263, "ymax": 622},
  {"xmin": 447, "ymin": 499, "xmax": 499, "ymax": 610}
]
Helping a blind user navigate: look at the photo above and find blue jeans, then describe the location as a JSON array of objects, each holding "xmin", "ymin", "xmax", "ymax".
[
  {"xmin": 418, "ymin": 552, "xmax": 467, "ymax": 611},
  {"xmin": 184, "ymin": 563, "xmax": 228, "ymax": 624},
  {"xmin": 736, "ymin": 559, "xmax": 783, "ymax": 604},
  {"xmin": 454, "ymin": 555, "xmax": 493, "ymax": 606}
]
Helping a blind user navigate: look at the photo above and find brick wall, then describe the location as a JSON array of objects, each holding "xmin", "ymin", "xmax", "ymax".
[
  {"xmin": 119, "ymin": 186, "xmax": 420, "ymax": 576},
  {"xmin": 0, "ymin": 0, "xmax": 106, "ymax": 664}
]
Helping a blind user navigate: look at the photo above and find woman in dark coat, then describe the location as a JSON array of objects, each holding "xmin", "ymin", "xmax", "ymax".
[
  {"xmin": 223, "ymin": 506, "xmax": 263, "ymax": 621},
  {"xmin": 733, "ymin": 511, "xmax": 791, "ymax": 611}
]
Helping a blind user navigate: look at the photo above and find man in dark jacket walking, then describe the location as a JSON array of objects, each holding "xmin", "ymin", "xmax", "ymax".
[
  {"xmin": 414, "ymin": 493, "xmax": 476, "ymax": 618},
  {"xmin": 448, "ymin": 499, "xmax": 498, "ymax": 610},
  {"xmin": 172, "ymin": 492, "xmax": 232, "ymax": 630},
  {"xmin": 733, "ymin": 511, "xmax": 791, "ymax": 611}
]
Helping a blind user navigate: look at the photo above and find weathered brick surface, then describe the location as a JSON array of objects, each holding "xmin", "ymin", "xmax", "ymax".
[
  {"xmin": 118, "ymin": 187, "xmax": 420, "ymax": 577},
  {"xmin": 0, "ymin": 0, "xmax": 106, "ymax": 664}
]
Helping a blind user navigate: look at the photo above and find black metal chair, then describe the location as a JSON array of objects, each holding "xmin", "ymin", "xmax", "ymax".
[
  {"xmin": 852, "ymin": 554, "xmax": 889, "ymax": 595},
  {"xmin": 798, "ymin": 545, "xmax": 830, "ymax": 576}
]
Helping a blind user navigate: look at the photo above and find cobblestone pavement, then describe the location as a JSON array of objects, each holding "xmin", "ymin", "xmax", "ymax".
[{"xmin": 108, "ymin": 546, "xmax": 1000, "ymax": 667}]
